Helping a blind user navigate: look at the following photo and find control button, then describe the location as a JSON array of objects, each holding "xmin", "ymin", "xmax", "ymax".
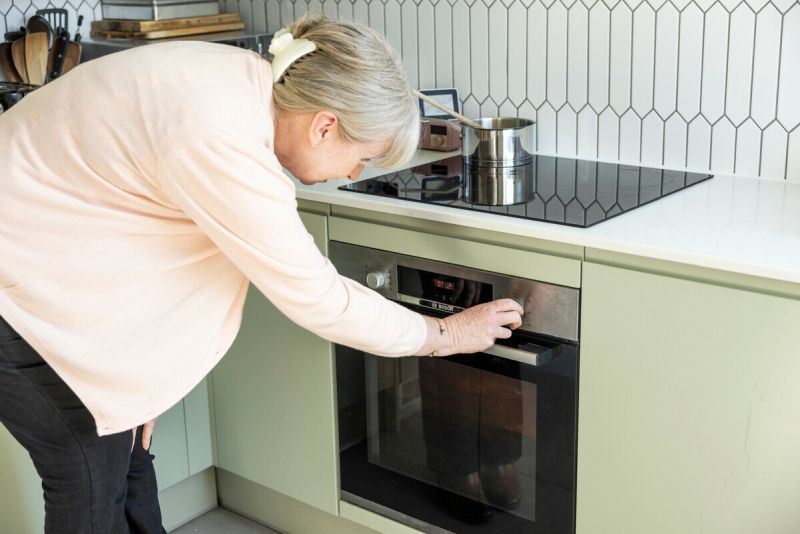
[{"xmin": 366, "ymin": 271, "xmax": 389, "ymax": 289}]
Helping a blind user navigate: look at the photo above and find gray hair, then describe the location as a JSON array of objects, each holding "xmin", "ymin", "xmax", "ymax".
[{"xmin": 271, "ymin": 15, "xmax": 419, "ymax": 169}]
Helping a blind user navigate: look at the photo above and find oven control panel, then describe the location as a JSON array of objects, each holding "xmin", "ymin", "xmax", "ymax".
[{"xmin": 331, "ymin": 240, "xmax": 580, "ymax": 343}]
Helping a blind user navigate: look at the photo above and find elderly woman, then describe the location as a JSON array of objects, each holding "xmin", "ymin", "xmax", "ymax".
[{"xmin": 0, "ymin": 15, "xmax": 522, "ymax": 533}]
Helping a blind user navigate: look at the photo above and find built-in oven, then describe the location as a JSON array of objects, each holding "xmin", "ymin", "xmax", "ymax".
[{"xmin": 331, "ymin": 241, "xmax": 580, "ymax": 534}]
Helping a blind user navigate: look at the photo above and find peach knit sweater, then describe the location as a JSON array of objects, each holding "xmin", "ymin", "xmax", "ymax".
[{"xmin": 0, "ymin": 41, "xmax": 426, "ymax": 436}]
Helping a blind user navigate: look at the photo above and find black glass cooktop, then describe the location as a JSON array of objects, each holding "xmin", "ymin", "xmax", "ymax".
[{"xmin": 340, "ymin": 155, "xmax": 713, "ymax": 228}]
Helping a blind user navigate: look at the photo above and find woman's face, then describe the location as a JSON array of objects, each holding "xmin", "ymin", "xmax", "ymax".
[{"xmin": 273, "ymin": 110, "xmax": 388, "ymax": 185}]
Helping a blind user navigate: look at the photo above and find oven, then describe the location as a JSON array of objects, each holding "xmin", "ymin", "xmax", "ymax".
[{"xmin": 331, "ymin": 241, "xmax": 579, "ymax": 534}]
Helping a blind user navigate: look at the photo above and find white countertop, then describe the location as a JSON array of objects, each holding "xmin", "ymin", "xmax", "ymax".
[{"xmin": 295, "ymin": 151, "xmax": 800, "ymax": 285}]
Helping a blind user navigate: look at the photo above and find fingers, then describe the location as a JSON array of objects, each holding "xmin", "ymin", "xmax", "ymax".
[
  {"xmin": 495, "ymin": 310, "xmax": 523, "ymax": 330},
  {"xmin": 493, "ymin": 298, "xmax": 524, "ymax": 314},
  {"xmin": 142, "ymin": 418, "xmax": 157, "ymax": 450},
  {"xmin": 494, "ymin": 326, "xmax": 512, "ymax": 340}
]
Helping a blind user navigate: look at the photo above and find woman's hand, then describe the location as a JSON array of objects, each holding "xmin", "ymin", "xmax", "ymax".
[
  {"xmin": 141, "ymin": 418, "xmax": 157, "ymax": 451},
  {"xmin": 415, "ymin": 299, "xmax": 523, "ymax": 357}
]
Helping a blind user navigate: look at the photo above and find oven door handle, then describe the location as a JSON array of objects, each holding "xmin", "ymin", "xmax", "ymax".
[{"xmin": 483, "ymin": 343, "xmax": 552, "ymax": 367}]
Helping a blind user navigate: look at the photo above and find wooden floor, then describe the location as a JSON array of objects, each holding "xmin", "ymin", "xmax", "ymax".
[{"xmin": 172, "ymin": 507, "xmax": 281, "ymax": 534}]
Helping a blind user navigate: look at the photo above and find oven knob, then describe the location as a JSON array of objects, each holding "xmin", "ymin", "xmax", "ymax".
[{"xmin": 366, "ymin": 271, "xmax": 389, "ymax": 289}]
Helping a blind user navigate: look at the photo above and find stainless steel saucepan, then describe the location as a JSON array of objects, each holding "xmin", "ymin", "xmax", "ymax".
[{"xmin": 462, "ymin": 117, "xmax": 535, "ymax": 167}]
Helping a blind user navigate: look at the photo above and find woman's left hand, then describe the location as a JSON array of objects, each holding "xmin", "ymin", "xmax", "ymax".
[{"xmin": 141, "ymin": 418, "xmax": 157, "ymax": 450}]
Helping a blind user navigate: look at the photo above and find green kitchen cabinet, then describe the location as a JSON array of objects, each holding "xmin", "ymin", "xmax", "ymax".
[
  {"xmin": 578, "ymin": 261, "xmax": 800, "ymax": 534},
  {"xmin": 152, "ymin": 378, "xmax": 214, "ymax": 491},
  {"xmin": 212, "ymin": 211, "xmax": 340, "ymax": 515}
]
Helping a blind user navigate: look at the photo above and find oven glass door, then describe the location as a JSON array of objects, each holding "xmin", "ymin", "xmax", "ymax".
[{"xmin": 336, "ymin": 324, "xmax": 577, "ymax": 534}]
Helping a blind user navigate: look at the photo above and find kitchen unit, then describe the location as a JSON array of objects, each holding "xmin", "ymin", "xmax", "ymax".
[{"xmin": 1, "ymin": 148, "xmax": 798, "ymax": 533}]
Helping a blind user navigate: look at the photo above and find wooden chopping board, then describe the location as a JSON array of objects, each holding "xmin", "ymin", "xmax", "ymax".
[
  {"xmin": 90, "ymin": 21, "xmax": 244, "ymax": 40},
  {"xmin": 91, "ymin": 13, "xmax": 242, "ymax": 33}
]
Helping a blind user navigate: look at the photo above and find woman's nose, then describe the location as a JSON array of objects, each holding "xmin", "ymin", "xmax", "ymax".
[{"xmin": 348, "ymin": 164, "xmax": 365, "ymax": 181}]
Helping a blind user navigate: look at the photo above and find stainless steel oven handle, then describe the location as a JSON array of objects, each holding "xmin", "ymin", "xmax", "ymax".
[{"xmin": 483, "ymin": 343, "xmax": 552, "ymax": 367}]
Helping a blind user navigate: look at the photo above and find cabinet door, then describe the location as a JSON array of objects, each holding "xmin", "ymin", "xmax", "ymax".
[
  {"xmin": 212, "ymin": 211, "xmax": 339, "ymax": 515},
  {"xmin": 151, "ymin": 400, "xmax": 189, "ymax": 490},
  {"xmin": 578, "ymin": 262, "xmax": 800, "ymax": 534},
  {"xmin": 0, "ymin": 426, "xmax": 44, "ymax": 533}
]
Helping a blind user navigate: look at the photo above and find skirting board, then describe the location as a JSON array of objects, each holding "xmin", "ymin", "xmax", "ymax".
[{"xmin": 216, "ymin": 468, "xmax": 378, "ymax": 534}]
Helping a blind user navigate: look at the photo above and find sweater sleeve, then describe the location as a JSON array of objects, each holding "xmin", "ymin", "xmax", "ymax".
[{"xmin": 156, "ymin": 131, "xmax": 427, "ymax": 357}]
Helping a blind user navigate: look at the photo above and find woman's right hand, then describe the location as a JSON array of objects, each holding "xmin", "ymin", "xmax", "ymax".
[{"xmin": 416, "ymin": 299, "xmax": 524, "ymax": 357}]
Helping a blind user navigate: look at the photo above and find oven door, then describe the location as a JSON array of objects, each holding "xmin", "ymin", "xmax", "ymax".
[{"xmin": 336, "ymin": 323, "xmax": 577, "ymax": 534}]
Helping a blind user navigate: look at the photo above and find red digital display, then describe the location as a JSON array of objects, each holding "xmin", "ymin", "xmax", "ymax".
[{"xmin": 433, "ymin": 279, "xmax": 455, "ymax": 291}]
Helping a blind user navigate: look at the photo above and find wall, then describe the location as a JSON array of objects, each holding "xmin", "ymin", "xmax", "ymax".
[
  {"xmin": 1, "ymin": 1, "xmax": 98, "ymax": 38},
  {"xmin": 3, "ymin": 0, "xmax": 799, "ymax": 180}
]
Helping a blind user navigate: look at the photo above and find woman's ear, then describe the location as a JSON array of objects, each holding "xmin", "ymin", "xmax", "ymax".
[{"xmin": 309, "ymin": 111, "xmax": 339, "ymax": 148}]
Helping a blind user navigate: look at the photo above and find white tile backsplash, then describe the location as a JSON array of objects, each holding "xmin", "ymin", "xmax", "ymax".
[{"xmin": 2, "ymin": 0, "xmax": 798, "ymax": 180}]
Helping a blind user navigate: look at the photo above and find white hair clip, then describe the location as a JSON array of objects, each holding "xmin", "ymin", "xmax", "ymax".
[{"xmin": 269, "ymin": 28, "xmax": 317, "ymax": 83}]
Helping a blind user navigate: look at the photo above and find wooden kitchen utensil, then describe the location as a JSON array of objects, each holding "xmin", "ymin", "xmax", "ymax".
[
  {"xmin": 413, "ymin": 90, "xmax": 482, "ymax": 129},
  {"xmin": 0, "ymin": 42, "xmax": 21, "ymax": 83},
  {"xmin": 60, "ymin": 41, "xmax": 82, "ymax": 76},
  {"xmin": 11, "ymin": 38, "xmax": 28, "ymax": 84},
  {"xmin": 24, "ymin": 32, "xmax": 49, "ymax": 86}
]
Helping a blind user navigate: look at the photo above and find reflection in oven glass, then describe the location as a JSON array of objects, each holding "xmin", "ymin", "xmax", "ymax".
[{"xmin": 365, "ymin": 356, "xmax": 537, "ymax": 525}]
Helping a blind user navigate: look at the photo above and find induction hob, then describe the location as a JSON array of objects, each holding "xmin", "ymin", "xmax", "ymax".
[{"xmin": 340, "ymin": 154, "xmax": 713, "ymax": 228}]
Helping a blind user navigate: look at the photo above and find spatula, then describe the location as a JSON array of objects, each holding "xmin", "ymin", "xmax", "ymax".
[
  {"xmin": 0, "ymin": 42, "xmax": 21, "ymax": 83},
  {"xmin": 60, "ymin": 41, "xmax": 82, "ymax": 76},
  {"xmin": 11, "ymin": 38, "xmax": 28, "ymax": 84},
  {"xmin": 24, "ymin": 32, "xmax": 48, "ymax": 85}
]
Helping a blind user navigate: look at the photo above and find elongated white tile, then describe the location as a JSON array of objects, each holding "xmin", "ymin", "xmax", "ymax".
[
  {"xmin": 537, "ymin": 103, "xmax": 558, "ymax": 154},
  {"xmin": 352, "ymin": 0, "xmax": 370, "ymax": 26},
  {"xmin": 577, "ymin": 107, "xmax": 599, "ymax": 158},
  {"xmin": 480, "ymin": 98, "xmax": 500, "ymax": 118},
  {"xmin": 609, "ymin": 4, "xmax": 632, "ymax": 114},
  {"xmin": 265, "ymin": 0, "xmax": 280, "ymax": 32},
  {"xmin": 686, "ymin": 116, "xmax": 711, "ymax": 172},
  {"xmin": 725, "ymin": 6, "xmax": 755, "ymax": 127},
  {"xmin": 548, "ymin": 2, "xmax": 569, "ymax": 108},
  {"xmin": 598, "ymin": 108, "xmax": 620, "ymax": 159},
  {"xmin": 401, "ymin": 1, "xmax": 419, "ymax": 89},
  {"xmin": 734, "ymin": 119, "xmax": 762, "ymax": 178},
  {"xmin": 558, "ymin": 107, "xmax": 578, "ymax": 155},
  {"xmin": 701, "ymin": 5, "xmax": 728, "ymax": 124},
  {"xmin": 710, "ymin": 118, "xmax": 736, "ymax": 174},
  {"xmin": 518, "ymin": 100, "xmax": 537, "ymax": 145},
  {"xmin": 641, "ymin": 111, "xmax": 663, "ymax": 166},
  {"xmin": 777, "ymin": 6, "xmax": 800, "ymax": 131},
  {"xmin": 568, "ymin": 3, "xmax": 590, "ymax": 109},
  {"xmin": 654, "ymin": 4, "xmax": 679, "ymax": 118},
  {"xmin": 249, "ymin": 0, "xmax": 266, "ymax": 33},
  {"xmin": 619, "ymin": 109, "xmax": 641, "ymax": 162},
  {"xmin": 452, "ymin": 1, "xmax": 471, "ymax": 97},
  {"xmin": 488, "ymin": 2, "xmax": 507, "ymax": 101},
  {"xmin": 279, "ymin": 1, "xmax": 294, "ymax": 29},
  {"xmin": 470, "ymin": 2, "xmax": 490, "ymax": 101},
  {"xmin": 383, "ymin": 1, "xmax": 402, "ymax": 60},
  {"xmin": 677, "ymin": 4, "xmax": 703, "ymax": 120},
  {"xmin": 773, "ymin": 0, "xmax": 796, "ymax": 14},
  {"xmin": 368, "ymin": 0, "xmax": 385, "ymax": 33},
  {"xmin": 306, "ymin": 0, "xmax": 323, "ymax": 20},
  {"xmin": 588, "ymin": 3, "xmax": 611, "ymax": 111},
  {"xmin": 463, "ymin": 94, "xmax": 481, "ymax": 119},
  {"xmin": 507, "ymin": 2, "xmax": 527, "ymax": 106},
  {"xmin": 744, "ymin": 0, "xmax": 769, "ymax": 12},
  {"xmin": 663, "ymin": 114, "xmax": 688, "ymax": 168},
  {"xmin": 322, "ymin": 0, "xmax": 338, "ymax": 20},
  {"xmin": 499, "ymin": 99, "xmax": 517, "ymax": 117},
  {"xmin": 787, "ymin": 129, "xmax": 800, "ymax": 183},
  {"xmin": 751, "ymin": 6, "xmax": 781, "ymax": 128},
  {"xmin": 417, "ymin": 1, "xmax": 436, "ymax": 90},
  {"xmin": 433, "ymin": 2, "xmax": 454, "ymax": 88},
  {"xmin": 528, "ymin": 2, "xmax": 549, "ymax": 106},
  {"xmin": 760, "ymin": 123, "xmax": 788, "ymax": 179},
  {"xmin": 338, "ymin": 1, "xmax": 354, "ymax": 21},
  {"xmin": 631, "ymin": 4, "xmax": 655, "ymax": 116}
]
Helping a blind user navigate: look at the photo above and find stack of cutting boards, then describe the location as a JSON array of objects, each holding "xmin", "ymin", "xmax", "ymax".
[{"xmin": 90, "ymin": 13, "xmax": 244, "ymax": 40}]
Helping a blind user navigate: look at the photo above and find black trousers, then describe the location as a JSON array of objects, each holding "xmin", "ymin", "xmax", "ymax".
[{"xmin": 0, "ymin": 314, "xmax": 166, "ymax": 534}]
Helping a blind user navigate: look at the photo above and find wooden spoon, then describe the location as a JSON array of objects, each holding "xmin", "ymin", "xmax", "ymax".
[
  {"xmin": 11, "ymin": 38, "xmax": 28, "ymax": 84},
  {"xmin": 60, "ymin": 41, "xmax": 82, "ymax": 76},
  {"xmin": 24, "ymin": 32, "xmax": 49, "ymax": 85},
  {"xmin": 0, "ymin": 42, "xmax": 21, "ymax": 83},
  {"xmin": 413, "ymin": 89, "xmax": 482, "ymax": 129}
]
